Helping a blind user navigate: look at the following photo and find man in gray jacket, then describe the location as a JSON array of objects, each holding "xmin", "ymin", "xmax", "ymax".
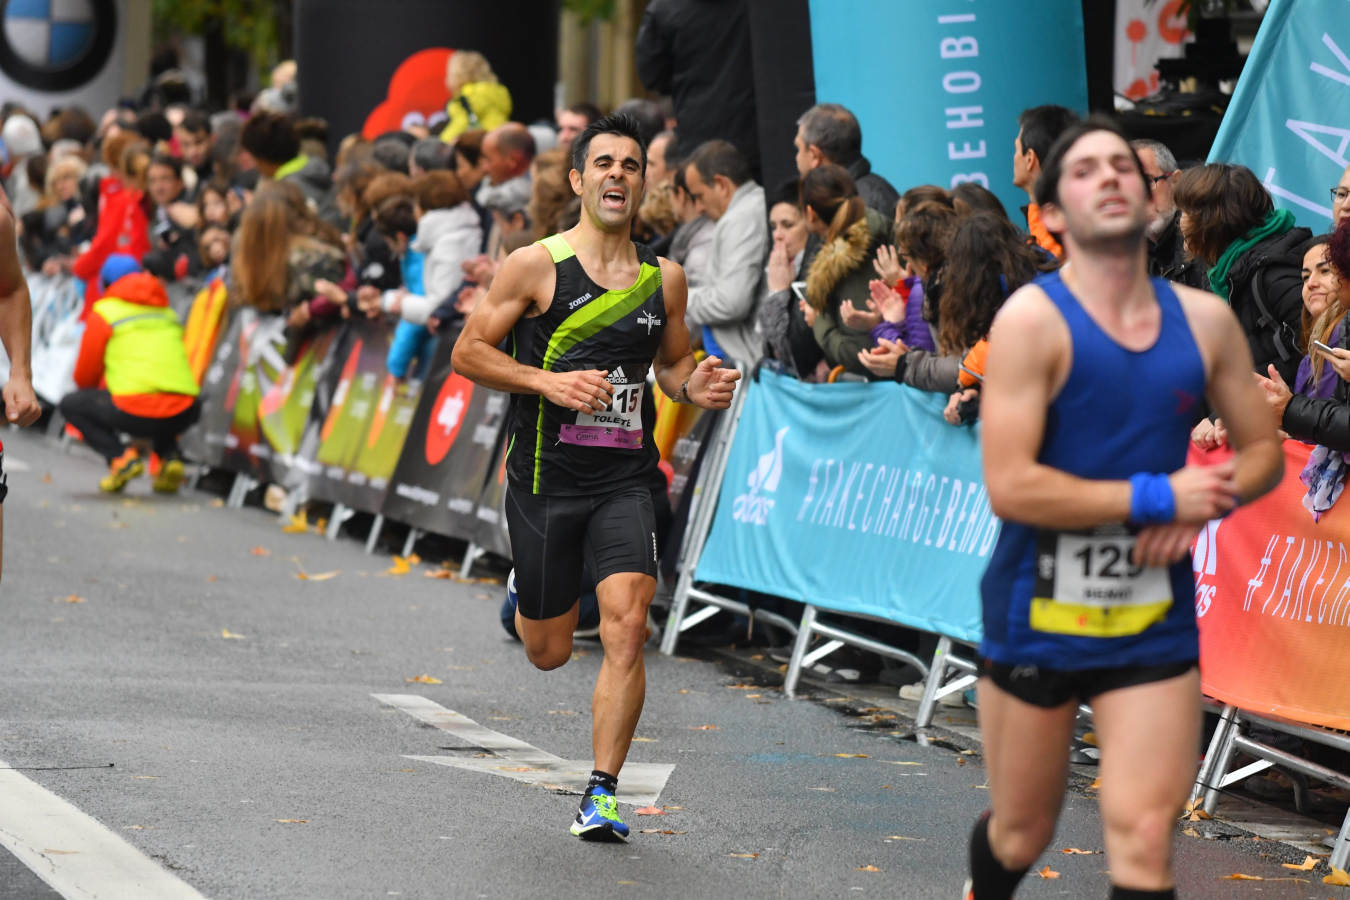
[{"xmin": 681, "ymin": 140, "xmax": 767, "ymax": 367}]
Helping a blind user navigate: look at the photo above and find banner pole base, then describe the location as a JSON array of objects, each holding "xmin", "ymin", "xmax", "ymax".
[
  {"xmin": 365, "ymin": 514, "xmax": 385, "ymax": 554},
  {"xmin": 323, "ymin": 504, "xmax": 347, "ymax": 540},
  {"xmin": 402, "ymin": 527, "xmax": 421, "ymax": 559},
  {"xmin": 459, "ymin": 542, "xmax": 483, "ymax": 579}
]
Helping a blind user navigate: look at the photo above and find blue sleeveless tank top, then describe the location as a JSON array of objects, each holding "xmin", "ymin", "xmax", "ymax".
[{"xmin": 979, "ymin": 270, "xmax": 1207, "ymax": 668}]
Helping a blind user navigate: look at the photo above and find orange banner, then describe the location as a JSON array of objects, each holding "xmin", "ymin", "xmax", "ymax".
[{"xmin": 1193, "ymin": 440, "xmax": 1350, "ymax": 731}]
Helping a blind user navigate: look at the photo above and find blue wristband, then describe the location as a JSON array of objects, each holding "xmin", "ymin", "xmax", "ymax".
[{"xmin": 1128, "ymin": 472, "xmax": 1176, "ymax": 526}]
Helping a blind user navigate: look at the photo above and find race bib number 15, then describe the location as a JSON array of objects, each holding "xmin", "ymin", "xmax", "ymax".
[{"xmin": 559, "ymin": 382, "xmax": 644, "ymax": 450}]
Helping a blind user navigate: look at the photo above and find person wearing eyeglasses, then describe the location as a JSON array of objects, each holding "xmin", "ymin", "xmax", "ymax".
[
  {"xmin": 1332, "ymin": 164, "xmax": 1349, "ymax": 230},
  {"xmin": 1130, "ymin": 140, "xmax": 1202, "ymax": 288}
]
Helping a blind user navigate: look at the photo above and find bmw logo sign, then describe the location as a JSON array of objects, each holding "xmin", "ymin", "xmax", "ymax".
[{"xmin": 0, "ymin": 0, "xmax": 116, "ymax": 91}]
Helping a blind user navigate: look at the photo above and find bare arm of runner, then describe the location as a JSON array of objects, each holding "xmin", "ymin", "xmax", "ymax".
[
  {"xmin": 981, "ymin": 284, "xmax": 1238, "ymax": 532},
  {"xmin": 0, "ymin": 187, "xmax": 40, "ymax": 427},
  {"xmin": 1184, "ymin": 287, "xmax": 1284, "ymax": 501},
  {"xmin": 1134, "ymin": 289, "xmax": 1284, "ymax": 566},
  {"xmin": 652, "ymin": 257, "xmax": 739, "ymax": 409},
  {"xmin": 451, "ymin": 244, "xmax": 613, "ymax": 414}
]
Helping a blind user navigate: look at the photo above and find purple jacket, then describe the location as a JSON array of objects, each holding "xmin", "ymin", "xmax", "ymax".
[
  {"xmin": 869, "ymin": 278, "xmax": 935, "ymax": 350},
  {"xmin": 1295, "ymin": 320, "xmax": 1347, "ymax": 400}
]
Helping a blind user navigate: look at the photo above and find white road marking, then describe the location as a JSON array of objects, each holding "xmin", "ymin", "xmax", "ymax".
[
  {"xmin": 0, "ymin": 756, "xmax": 208, "ymax": 899},
  {"xmin": 374, "ymin": 693, "xmax": 675, "ymax": 807},
  {"xmin": 5, "ymin": 455, "xmax": 30, "ymax": 472}
]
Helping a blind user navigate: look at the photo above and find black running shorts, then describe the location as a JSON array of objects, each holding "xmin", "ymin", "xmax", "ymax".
[
  {"xmin": 980, "ymin": 658, "xmax": 1198, "ymax": 709},
  {"xmin": 504, "ymin": 482, "xmax": 658, "ymax": 621}
]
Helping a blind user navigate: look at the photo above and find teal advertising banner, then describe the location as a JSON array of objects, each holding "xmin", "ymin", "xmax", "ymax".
[
  {"xmin": 695, "ymin": 371, "xmax": 996, "ymax": 643},
  {"xmin": 808, "ymin": 0, "xmax": 1087, "ymax": 222},
  {"xmin": 1207, "ymin": 0, "xmax": 1350, "ymax": 231}
]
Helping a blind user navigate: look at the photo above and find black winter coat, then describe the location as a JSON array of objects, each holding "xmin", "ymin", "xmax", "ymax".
[
  {"xmin": 636, "ymin": 0, "xmax": 759, "ymax": 175},
  {"xmin": 1284, "ymin": 318, "xmax": 1350, "ymax": 450},
  {"xmin": 1221, "ymin": 226, "xmax": 1311, "ymax": 386}
]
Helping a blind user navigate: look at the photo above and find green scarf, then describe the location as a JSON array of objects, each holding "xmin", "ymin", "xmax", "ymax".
[{"xmin": 1207, "ymin": 208, "xmax": 1296, "ymax": 301}]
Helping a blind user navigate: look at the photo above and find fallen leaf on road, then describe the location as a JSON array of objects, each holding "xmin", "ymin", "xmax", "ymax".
[
  {"xmin": 425, "ymin": 569, "xmax": 455, "ymax": 579},
  {"xmin": 664, "ymin": 806, "xmax": 684, "ymax": 811},
  {"xmin": 296, "ymin": 570, "xmax": 339, "ymax": 581},
  {"xmin": 834, "ymin": 753, "xmax": 869, "ymax": 758},
  {"xmin": 41, "ymin": 472, "xmax": 52, "ymax": 484},
  {"xmin": 728, "ymin": 852, "xmax": 758, "ymax": 859},
  {"xmin": 883, "ymin": 761, "xmax": 922, "ymax": 766},
  {"xmin": 221, "ymin": 629, "xmax": 246, "ymax": 639},
  {"xmin": 631, "ymin": 737, "xmax": 657, "ymax": 743},
  {"xmin": 634, "ymin": 807, "xmax": 665, "ymax": 816},
  {"xmin": 1283, "ymin": 855, "xmax": 1318, "ymax": 871},
  {"xmin": 206, "ymin": 575, "xmax": 218, "ymax": 582},
  {"xmin": 856, "ymin": 865, "xmax": 880, "ymax": 872},
  {"xmin": 1324, "ymin": 867, "xmax": 1350, "ymax": 886},
  {"xmin": 616, "ymin": 881, "xmax": 637, "ymax": 886},
  {"xmin": 1089, "ymin": 778, "xmax": 1101, "ymax": 790},
  {"xmin": 62, "ymin": 594, "xmax": 86, "ymax": 603},
  {"xmin": 725, "ymin": 683, "xmax": 757, "ymax": 690},
  {"xmin": 275, "ymin": 819, "xmax": 309, "ymax": 824},
  {"xmin": 1182, "ymin": 798, "xmax": 1211, "ymax": 822},
  {"xmin": 884, "ymin": 835, "xmax": 924, "ymax": 842},
  {"xmin": 281, "ymin": 512, "xmax": 308, "ymax": 533},
  {"xmin": 209, "ymin": 497, "xmax": 224, "ymax": 507},
  {"xmin": 387, "ymin": 555, "xmax": 413, "ymax": 576},
  {"xmin": 689, "ymin": 724, "xmax": 717, "ymax": 731},
  {"xmin": 314, "ymin": 518, "xmax": 327, "ymax": 533},
  {"xmin": 125, "ymin": 825, "xmax": 147, "ymax": 830},
  {"xmin": 1182, "ymin": 827, "xmax": 1201, "ymax": 838},
  {"xmin": 639, "ymin": 829, "xmax": 686, "ymax": 835},
  {"xmin": 1061, "ymin": 848, "xmax": 1100, "ymax": 855},
  {"xmin": 1037, "ymin": 866, "xmax": 1060, "ymax": 879},
  {"xmin": 547, "ymin": 709, "xmax": 578, "ymax": 716},
  {"xmin": 745, "ymin": 693, "xmax": 762, "ymax": 699},
  {"xmin": 1223, "ymin": 874, "xmax": 1263, "ymax": 881},
  {"xmin": 405, "ymin": 674, "xmax": 442, "ymax": 684},
  {"xmin": 249, "ymin": 546, "xmax": 270, "ymax": 556}
]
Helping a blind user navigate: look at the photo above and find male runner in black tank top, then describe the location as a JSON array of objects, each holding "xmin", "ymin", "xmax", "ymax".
[{"xmin": 453, "ymin": 114, "xmax": 740, "ymax": 842}]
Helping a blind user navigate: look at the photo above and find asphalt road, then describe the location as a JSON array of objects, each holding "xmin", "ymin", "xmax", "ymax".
[{"xmin": 0, "ymin": 427, "xmax": 1338, "ymax": 899}]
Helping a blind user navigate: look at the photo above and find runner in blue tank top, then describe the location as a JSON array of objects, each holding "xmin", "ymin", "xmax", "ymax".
[
  {"xmin": 963, "ymin": 118, "xmax": 1283, "ymax": 900},
  {"xmin": 453, "ymin": 114, "xmax": 740, "ymax": 842}
]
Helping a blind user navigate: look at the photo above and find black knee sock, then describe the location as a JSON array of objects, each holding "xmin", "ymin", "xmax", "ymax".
[
  {"xmin": 586, "ymin": 770, "xmax": 617, "ymax": 796},
  {"xmin": 968, "ymin": 812, "xmax": 1030, "ymax": 900},
  {"xmin": 1109, "ymin": 888, "xmax": 1175, "ymax": 900}
]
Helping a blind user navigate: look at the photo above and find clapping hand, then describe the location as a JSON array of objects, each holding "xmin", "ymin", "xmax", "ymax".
[
  {"xmin": 872, "ymin": 244, "xmax": 903, "ymax": 285},
  {"xmin": 867, "ymin": 279, "xmax": 906, "ymax": 323}
]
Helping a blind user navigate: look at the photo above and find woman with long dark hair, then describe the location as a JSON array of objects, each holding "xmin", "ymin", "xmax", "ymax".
[{"xmin": 798, "ymin": 164, "xmax": 892, "ymax": 377}]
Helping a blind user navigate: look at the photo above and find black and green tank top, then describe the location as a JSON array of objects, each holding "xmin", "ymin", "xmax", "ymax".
[{"xmin": 506, "ymin": 234, "xmax": 666, "ymax": 496}]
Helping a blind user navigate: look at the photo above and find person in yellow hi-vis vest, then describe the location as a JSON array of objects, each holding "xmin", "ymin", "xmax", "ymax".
[
  {"xmin": 59, "ymin": 255, "xmax": 200, "ymax": 494},
  {"xmin": 438, "ymin": 50, "xmax": 512, "ymax": 144}
]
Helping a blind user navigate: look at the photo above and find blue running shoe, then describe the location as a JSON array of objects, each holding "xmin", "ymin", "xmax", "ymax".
[
  {"xmin": 569, "ymin": 785, "xmax": 629, "ymax": 842},
  {"xmin": 499, "ymin": 569, "xmax": 520, "ymax": 640}
]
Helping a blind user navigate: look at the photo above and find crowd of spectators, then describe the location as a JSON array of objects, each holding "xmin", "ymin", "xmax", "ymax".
[{"xmin": 5, "ymin": 35, "xmax": 1350, "ymax": 680}]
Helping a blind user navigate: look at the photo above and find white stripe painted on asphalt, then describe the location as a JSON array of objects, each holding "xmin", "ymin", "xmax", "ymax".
[
  {"xmin": 0, "ymin": 757, "xmax": 208, "ymax": 900},
  {"xmin": 374, "ymin": 693, "xmax": 675, "ymax": 807},
  {"xmin": 374, "ymin": 693, "xmax": 559, "ymax": 763},
  {"xmin": 5, "ymin": 455, "xmax": 30, "ymax": 471}
]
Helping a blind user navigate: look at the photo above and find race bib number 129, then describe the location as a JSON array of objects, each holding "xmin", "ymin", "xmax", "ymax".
[{"xmin": 1030, "ymin": 527, "xmax": 1173, "ymax": 638}]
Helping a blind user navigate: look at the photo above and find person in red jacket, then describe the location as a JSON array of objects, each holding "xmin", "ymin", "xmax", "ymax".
[
  {"xmin": 59, "ymin": 255, "xmax": 201, "ymax": 494},
  {"xmin": 71, "ymin": 141, "xmax": 152, "ymax": 315}
]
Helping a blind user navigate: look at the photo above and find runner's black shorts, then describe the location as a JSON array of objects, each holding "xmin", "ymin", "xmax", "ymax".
[
  {"xmin": 504, "ymin": 482, "xmax": 658, "ymax": 620},
  {"xmin": 980, "ymin": 658, "xmax": 1198, "ymax": 708}
]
